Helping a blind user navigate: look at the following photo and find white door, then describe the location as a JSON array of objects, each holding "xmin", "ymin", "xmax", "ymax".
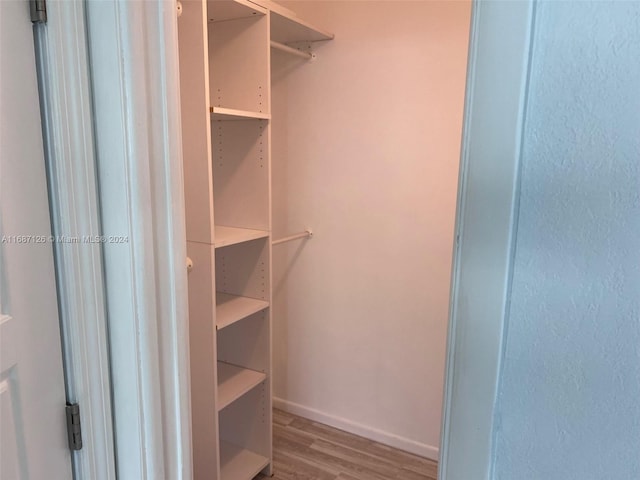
[{"xmin": 0, "ymin": 1, "xmax": 74, "ymax": 479}]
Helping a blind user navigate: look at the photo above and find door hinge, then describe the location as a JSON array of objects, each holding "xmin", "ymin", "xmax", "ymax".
[
  {"xmin": 65, "ymin": 403, "xmax": 83, "ymax": 451},
  {"xmin": 30, "ymin": 0, "xmax": 47, "ymax": 24}
]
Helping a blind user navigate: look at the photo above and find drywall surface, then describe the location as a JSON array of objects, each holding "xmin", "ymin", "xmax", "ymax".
[
  {"xmin": 494, "ymin": 2, "xmax": 640, "ymax": 479},
  {"xmin": 271, "ymin": 1, "xmax": 470, "ymax": 457}
]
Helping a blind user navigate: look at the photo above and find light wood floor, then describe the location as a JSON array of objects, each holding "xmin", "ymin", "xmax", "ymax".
[{"xmin": 256, "ymin": 409, "xmax": 438, "ymax": 480}]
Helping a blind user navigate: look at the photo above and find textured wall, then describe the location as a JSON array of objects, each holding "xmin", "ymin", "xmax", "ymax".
[
  {"xmin": 271, "ymin": 1, "xmax": 471, "ymax": 457},
  {"xmin": 493, "ymin": 2, "xmax": 640, "ymax": 479}
]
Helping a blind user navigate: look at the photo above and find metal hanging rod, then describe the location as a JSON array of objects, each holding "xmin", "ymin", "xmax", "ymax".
[
  {"xmin": 270, "ymin": 40, "xmax": 312, "ymax": 59},
  {"xmin": 272, "ymin": 229, "xmax": 313, "ymax": 246}
]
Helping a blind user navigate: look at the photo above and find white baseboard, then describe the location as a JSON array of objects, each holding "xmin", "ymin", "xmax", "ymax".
[{"xmin": 273, "ymin": 397, "xmax": 440, "ymax": 461}]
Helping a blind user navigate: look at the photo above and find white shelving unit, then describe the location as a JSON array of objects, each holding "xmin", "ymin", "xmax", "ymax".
[
  {"xmin": 217, "ymin": 362, "xmax": 267, "ymax": 411},
  {"xmin": 267, "ymin": 1, "xmax": 334, "ymax": 44},
  {"xmin": 219, "ymin": 441, "xmax": 270, "ymax": 480},
  {"xmin": 178, "ymin": 1, "xmax": 332, "ymax": 478},
  {"xmin": 206, "ymin": 0, "xmax": 265, "ymax": 22},
  {"xmin": 211, "ymin": 107, "xmax": 271, "ymax": 121},
  {"xmin": 214, "ymin": 226, "xmax": 269, "ymax": 248},
  {"xmin": 216, "ymin": 293, "xmax": 269, "ymax": 330}
]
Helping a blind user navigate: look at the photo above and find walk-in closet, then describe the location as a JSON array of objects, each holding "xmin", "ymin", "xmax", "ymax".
[{"xmin": 177, "ymin": 1, "xmax": 470, "ymax": 478}]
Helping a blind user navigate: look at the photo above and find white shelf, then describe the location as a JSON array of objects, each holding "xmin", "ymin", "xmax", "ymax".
[
  {"xmin": 265, "ymin": 1, "xmax": 334, "ymax": 44},
  {"xmin": 220, "ymin": 441, "xmax": 269, "ymax": 480},
  {"xmin": 210, "ymin": 107, "xmax": 271, "ymax": 121},
  {"xmin": 217, "ymin": 362, "xmax": 266, "ymax": 411},
  {"xmin": 207, "ymin": 0, "xmax": 266, "ymax": 23},
  {"xmin": 271, "ymin": 40, "xmax": 312, "ymax": 59},
  {"xmin": 216, "ymin": 293, "xmax": 269, "ymax": 330},
  {"xmin": 214, "ymin": 226, "xmax": 269, "ymax": 248}
]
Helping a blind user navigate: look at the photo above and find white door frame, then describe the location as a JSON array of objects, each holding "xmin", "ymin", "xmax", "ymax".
[
  {"xmin": 36, "ymin": 1, "xmax": 192, "ymax": 478},
  {"xmin": 438, "ymin": 1, "xmax": 536, "ymax": 479},
  {"xmin": 40, "ymin": 0, "xmax": 538, "ymax": 478},
  {"xmin": 33, "ymin": 2, "xmax": 115, "ymax": 479},
  {"xmin": 84, "ymin": 1, "xmax": 192, "ymax": 479}
]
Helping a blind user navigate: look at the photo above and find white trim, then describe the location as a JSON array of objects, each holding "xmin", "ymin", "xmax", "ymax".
[
  {"xmin": 273, "ymin": 397, "xmax": 439, "ymax": 461},
  {"xmin": 85, "ymin": 1, "xmax": 192, "ymax": 479},
  {"xmin": 438, "ymin": 1, "xmax": 535, "ymax": 479},
  {"xmin": 33, "ymin": 2, "xmax": 116, "ymax": 479}
]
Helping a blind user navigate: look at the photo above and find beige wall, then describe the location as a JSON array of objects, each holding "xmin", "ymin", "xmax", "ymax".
[{"xmin": 271, "ymin": 0, "xmax": 471, "ymax": 458}]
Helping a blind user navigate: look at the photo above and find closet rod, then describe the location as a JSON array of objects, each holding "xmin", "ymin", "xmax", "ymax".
[
  {"xmin": 272, "ymin": 229, "xmax": 313, "ymax": 246},
  {"xmin": 270, "ymin": 41, "xmax": 312, "ymax": 59}
]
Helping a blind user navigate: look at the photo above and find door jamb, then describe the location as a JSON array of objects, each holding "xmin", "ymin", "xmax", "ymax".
[
  {"xmin": 33, "ymin": 1, "xmax": 116, "ymax": 479},
  {"xmin": 84, "ymin": 1, "xmax": 193, "ymax": 478},
  {"xmin": 438, "ymin": 1, "xmax": 536, "ymax": 478}
]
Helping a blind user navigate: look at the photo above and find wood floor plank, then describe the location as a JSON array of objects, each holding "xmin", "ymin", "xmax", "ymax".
[
  {"xmin": 403, "ymin": 462, "xmax": 438, "ymax": 479},
  {"xmin": 288, "ymin": 438, "xmax": 394, "ymax": 480},
  {"xmin": 395, "ymin": 469, "xmax": 436, "ymax": 480},
  {"xmin": 368, "ymin": 443, "xmax": 438, "ymax": 477},
  {"xmin": 288, "ymin": 418, "xmax": 376, "ymax": 453},
  {"xmin": 309, "ymin": 438, "xmax": 400, "ymax": 477},
  {"xmin": 335, "ymin": 474, "xmax": 362, "ymax": 480},
  {"xmin": 256, "ymin": 409, "xmax": 438, "ymax": 480},
  {"xmin": 273, "ymin": 408, "xmax": 296, "ymax": 426},
  {"xmin": 272, "ymin": 451, "xmax": 339, "ymax": 480},
  {"xmin": 274, "ymin": 423, "xmax": 315, "ymax": 448}
]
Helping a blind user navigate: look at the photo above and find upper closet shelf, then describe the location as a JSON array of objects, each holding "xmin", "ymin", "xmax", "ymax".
[
  {"xmin": 214, "ymin": 225, "xmax": 269, "ymax": 248},
  {"xmin": 207, "ymin": 0, "xmax": 266, "ymax": 22},
  {"xmin": 261, "ymin": 0, "xmax": 334, "ymax": 44},
  {"xmin": 210, "ymin": 107, "xmax": 271, "ymax": 121}
]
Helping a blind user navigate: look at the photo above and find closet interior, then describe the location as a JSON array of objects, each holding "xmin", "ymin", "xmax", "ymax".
[{"xmin": 177, "ymin": 0, "xmax": 471, "ymax": 478}]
